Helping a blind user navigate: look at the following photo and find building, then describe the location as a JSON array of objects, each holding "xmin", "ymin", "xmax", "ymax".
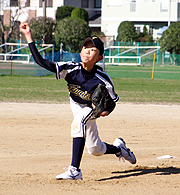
[
  {"xmin": 2, "ymin": 0, "xmax": 180, "ymax": 41},
  {"xmin": 1, "ymin": 0, "xmax": 102, "ymax": 33},
  {"xmin": 101, "ymin": 0, "xmax": 180, "ymax": 40}
]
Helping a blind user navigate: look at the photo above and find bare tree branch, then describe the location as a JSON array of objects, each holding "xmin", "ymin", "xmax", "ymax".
[{"xmin": 1, "ymin": 0, "xmax": 27, "ymax": 49}]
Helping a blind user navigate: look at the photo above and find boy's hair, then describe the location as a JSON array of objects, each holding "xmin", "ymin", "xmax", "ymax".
[{"xmin": 83, "ymin": 36, "xmax": 104, "ymax": 55}]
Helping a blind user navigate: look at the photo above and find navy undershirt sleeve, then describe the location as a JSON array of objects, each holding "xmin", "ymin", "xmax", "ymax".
[{"xmin": 28, "ymin": 42, "xmax": 56, "ymax": 73}]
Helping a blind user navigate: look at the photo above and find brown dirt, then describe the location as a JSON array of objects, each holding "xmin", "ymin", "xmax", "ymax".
[{"xmin": 0, "ymin": 102, "xmax": 180, "ymax": 195}]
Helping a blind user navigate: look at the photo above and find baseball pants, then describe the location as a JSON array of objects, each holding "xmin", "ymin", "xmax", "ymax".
[{"xmin": 70, "ymin": 98, "xmax": 107, "ymax": 156}]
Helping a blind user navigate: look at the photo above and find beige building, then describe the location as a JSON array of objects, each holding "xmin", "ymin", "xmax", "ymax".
[
  {"xmin": 101, "ymin": 0, "xmax": 180, "ymax": 40},
  {"xmin": 2, "ymin": 0, "xmax": 180, "ymax": 41},
  {"xmin": 2, "ymin": 0, "xmax": 101, "ymax": 33}
]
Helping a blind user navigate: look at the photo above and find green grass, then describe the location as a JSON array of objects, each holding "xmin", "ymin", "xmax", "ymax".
[
  {"xmin": 105, "ymin": 65, "xmax": 180, "ymax": 80},
  {"xmin": 113, "ymin": 78, "xmax": 180, "ymax": 103},
  {"xmin": 0, "ymin": 76, "xmax": 69, "ymax": 103},
  {"xmin": 0, "ymin": 75, "xmax": 180, "ymax": 104}
]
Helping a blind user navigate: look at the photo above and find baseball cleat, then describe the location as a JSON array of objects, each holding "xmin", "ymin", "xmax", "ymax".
[
  {"xmin": 113, "ymin": 138, "xmax": 136, "ymax": 164},
  {"xmin": 56, "ymin": 166, "xmax": 83, "ymax": 180}
]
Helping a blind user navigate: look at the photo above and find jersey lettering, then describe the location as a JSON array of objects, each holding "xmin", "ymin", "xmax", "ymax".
[{"xmin": 68, "ymin": 84, "xmax": 92, "ymax": 101}]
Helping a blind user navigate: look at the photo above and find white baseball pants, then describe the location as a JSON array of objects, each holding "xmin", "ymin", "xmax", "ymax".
[{"xmin": 70, "ymin": 98, "xmax": 107, "ymax": 156}]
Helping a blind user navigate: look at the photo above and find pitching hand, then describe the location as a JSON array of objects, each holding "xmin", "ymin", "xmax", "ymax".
[
  {"xmin": 19, "ymin": 23, "xmax": 33, "ymax": 43},
  {"xmin": 19, "ymin": 23, "xmax": 30, "ymax": 34}
]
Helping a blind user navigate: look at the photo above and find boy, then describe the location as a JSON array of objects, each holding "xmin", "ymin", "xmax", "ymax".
[{"xmin": 20, "ymin": 23, "xmax": 136, "ymax": 180}]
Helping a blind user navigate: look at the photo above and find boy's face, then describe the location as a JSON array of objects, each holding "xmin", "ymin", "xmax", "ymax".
[{"xmin": 80, "ymin": 41, "xmax": 103, "ymax": 68}]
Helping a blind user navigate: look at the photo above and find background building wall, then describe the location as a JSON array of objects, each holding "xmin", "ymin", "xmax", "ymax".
[{"xmin": 101, "ymin": 0, "xmax": 179, "ymax": 40}]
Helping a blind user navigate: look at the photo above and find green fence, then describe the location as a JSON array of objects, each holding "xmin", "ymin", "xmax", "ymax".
[
  {"xmin": 0, "ymin": 40, "xmax": 180, "ymax": 80},
  {"xmin": 103, "ymin": 42, "xmax": 180, "ymax": 80}
]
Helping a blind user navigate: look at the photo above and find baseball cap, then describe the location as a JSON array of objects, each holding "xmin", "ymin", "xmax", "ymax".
[{"xmin": 83, "ymin": 36, "xmax": 104, "ymax": 55}]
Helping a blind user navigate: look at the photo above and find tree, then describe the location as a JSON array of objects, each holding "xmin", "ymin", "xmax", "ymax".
[
  {"xmin": 56, "ymin": 5, "xmax": 75, "ymax": 22},
  {"xmin": 159, "ymin": 22, "xmax": 180, "ymax": 65},
  {"xmin": 135, "ymin": 25, "xmax": 153, "ymax": 42},
  {"xmin": 138, "ymin": 34, "xmax": 153, "ymax": 42},
  {"xmin": 116, "ymin": 21, "xmax": 136, "ymax": 42},
  {"xmin": 71, "ymin": 7, "xmax": 89, "ymax": 24},
  {"xmin": 30, "ymin": 17, "xmax": 54, "ymax": 44},
  {"xmin": 143, "ymin": 25, "xmax": 148, "ymax": 36},
  {"xmin": 54, "ymin": 17, "xmax": 91, "ymax": 53},
  {"xmin": 0, "ymin": 0, "xmax": 25, "ymax": 52}
]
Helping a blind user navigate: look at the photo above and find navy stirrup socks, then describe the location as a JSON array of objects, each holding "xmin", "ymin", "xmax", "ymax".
[
  {"xmin": 71, "ymin": 137, "xmax": 85, "ymax": 169},
  {"xmin": 104, "ymin": 143, "xmax": 120, "ymax": 154}
]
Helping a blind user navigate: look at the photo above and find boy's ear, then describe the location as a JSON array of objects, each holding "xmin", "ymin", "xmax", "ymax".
[{"xmin": 97, "ymin": 55, "xmax": 103, "ymax": 62}]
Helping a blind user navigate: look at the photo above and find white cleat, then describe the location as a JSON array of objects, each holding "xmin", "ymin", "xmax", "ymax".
[
  {"xmin": 113, "ymin": 138, "xmax": 136, "ymax": 164},
  {"xmin": 56, "ymin": 166, "xmax": 83, "ymax": 180}
]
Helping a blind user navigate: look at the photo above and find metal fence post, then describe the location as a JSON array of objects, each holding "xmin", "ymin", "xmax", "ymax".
[
  {"xmin": 157, "ymin": 43, "xmax": 159, "ymax": 65},
  {"xmin": 137, "ymin": 42, "xmax": 139, "ymax": 64}
]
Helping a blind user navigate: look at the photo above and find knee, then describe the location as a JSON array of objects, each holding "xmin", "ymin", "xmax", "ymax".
[
  {"xmin": 87, "ymin": 143, "xmax": 107, "ymax": 156},
  {"xmin": 88, "ymin": 146, "xmax": 103, "ymax": 156}
]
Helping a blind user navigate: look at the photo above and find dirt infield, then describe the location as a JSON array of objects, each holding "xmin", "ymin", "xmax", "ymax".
[{"xmin": 0, "ymin": 102, "xmax": 180, "ymax": 195}]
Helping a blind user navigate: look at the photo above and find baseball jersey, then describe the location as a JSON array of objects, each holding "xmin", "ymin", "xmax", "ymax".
[{"xmin": 29, "ymin": 42, "xmax": 119, "ymax": 112}]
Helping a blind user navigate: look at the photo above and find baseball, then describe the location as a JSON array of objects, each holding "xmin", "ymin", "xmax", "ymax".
[{"xmin": 18, "ymin": 13, "xmax": 29, "ymax": 23}]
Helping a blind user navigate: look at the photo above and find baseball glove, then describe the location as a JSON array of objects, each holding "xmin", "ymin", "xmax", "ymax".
[{"xmin": 91, "ymin": 83, "xmax": 113, "ymax": 118}]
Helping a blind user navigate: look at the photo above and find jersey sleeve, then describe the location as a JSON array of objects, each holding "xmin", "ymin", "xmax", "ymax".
[
  {"xmin": 28, "ymin": 42, "xmax": 56, "ymax": 73},
  {"xmin": 95, "ymin": 70, "xmax": 119, "ymax": 103},
  {"xmin": 55, "ymin": 61, "xmax": 80, "ymax": 79}
]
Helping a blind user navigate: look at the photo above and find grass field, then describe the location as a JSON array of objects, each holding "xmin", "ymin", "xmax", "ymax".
[
  {"xmin": 105, "ymin": 65, "xmax": 180, "ymax": 80},
  {"xmin": 0, "ymin": 75, "xmax": 180, "ymax": 104},
  {"xmin": 1, "ymin": 62, "xmax": 180, "ymax": 80}
]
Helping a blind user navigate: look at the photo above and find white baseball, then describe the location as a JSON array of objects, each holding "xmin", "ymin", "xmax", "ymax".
[{"xmin": 18, "ymin": 13, "xmax": 29, "ymax": 23}]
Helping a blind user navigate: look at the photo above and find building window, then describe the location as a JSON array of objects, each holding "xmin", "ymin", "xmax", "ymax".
[
  {"xmin": 25, "ymin": 0, "xmax": 30, "ymax": 7},
  {"xmin": 81, "ymin": 0, "xmax": 89, "ymax": 8},
  {"xmin": 130, "ymin": 0, "xmax": 136, "ymax": 12},
  {"xmin": 10, "ymin": 0, "xmax": 18, "ymax": 6},
  {"xmin": 160, "ymin": 0, "xmax": 168, "ymax": 12},
  {"xmin": 94, "ymin": 0, "xmax": 101, "ymax": 8},
  {"xmin": 39, "ymin": 0, "xmax": 53, "ymax": 7},
  {"xmin": 178, "ymin": 3, "xmax": 180, "ymax": 19}
]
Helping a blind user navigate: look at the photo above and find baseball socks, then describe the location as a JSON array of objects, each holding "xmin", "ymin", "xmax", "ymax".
[
  {"xmin": 71, "ymin": 137, "xmax": 85, "ymax": 169},
  {"xmin": 104, "ymin": 143, "xmax": 120, "ymax": 154},
  {"xmin": 56, "ymin": 137, "xmax": 85, "ymax": 180}
]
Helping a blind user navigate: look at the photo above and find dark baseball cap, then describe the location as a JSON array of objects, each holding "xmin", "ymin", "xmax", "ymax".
[{"xmin": 83, "ymin": 36, "xmax": 104, "ymax": 55}]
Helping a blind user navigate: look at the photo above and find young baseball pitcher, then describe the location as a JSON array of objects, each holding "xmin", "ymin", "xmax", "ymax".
[{"xmin": 20, "ymin": 23, "xmax": 136, "ymax": 180}]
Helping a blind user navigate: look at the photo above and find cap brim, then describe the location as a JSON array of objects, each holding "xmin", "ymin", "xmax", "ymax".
[{"xmin": 82, "ymin": 38, "xmax": 95, "ymax": 46}]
